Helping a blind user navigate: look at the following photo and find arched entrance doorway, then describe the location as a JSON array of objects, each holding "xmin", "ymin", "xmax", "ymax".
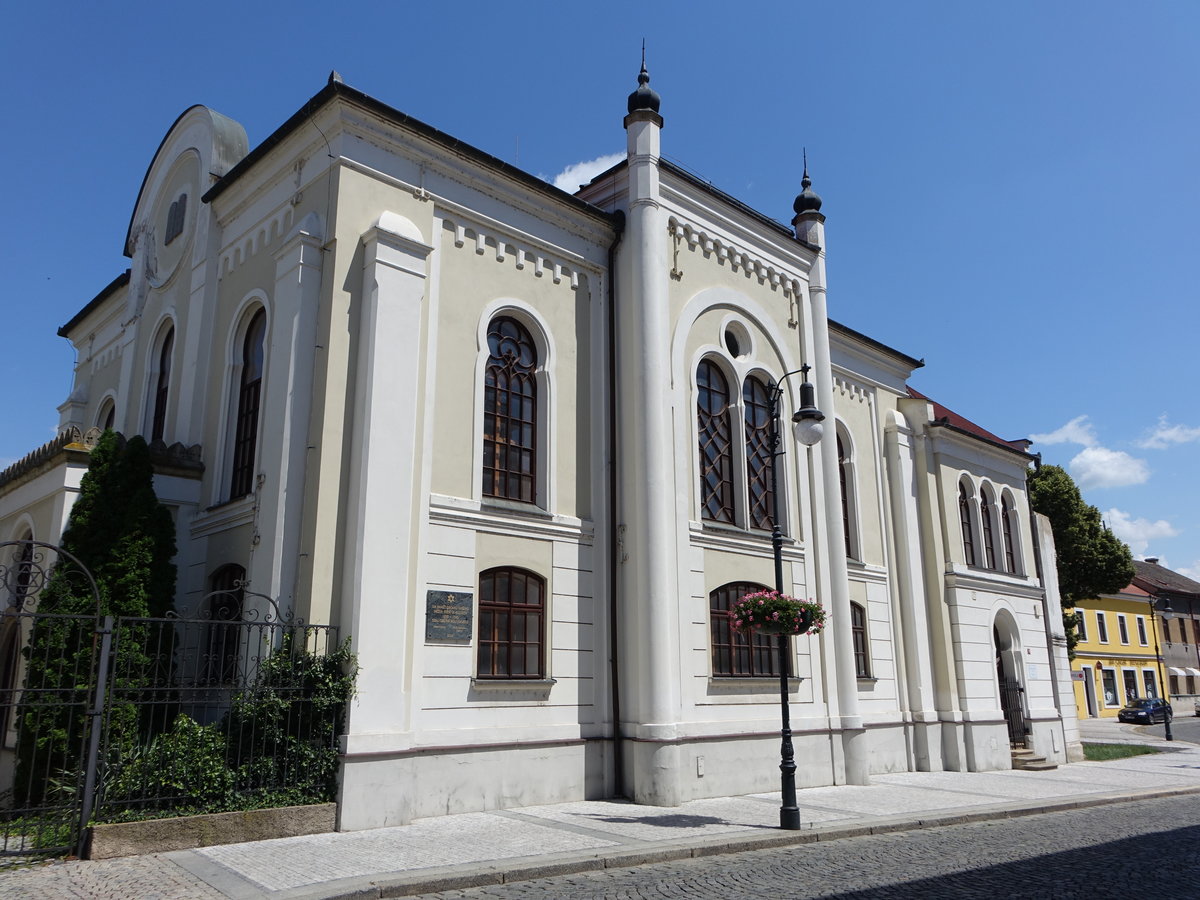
[{"xmin": 994, "ymin": 619, "xmax": 1028, "ymax": 748}]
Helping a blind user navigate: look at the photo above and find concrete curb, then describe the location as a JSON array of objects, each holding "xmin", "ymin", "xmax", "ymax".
[{"xmin": 273, "ymin": 784, "xmax": 1200, "ymax": 900}]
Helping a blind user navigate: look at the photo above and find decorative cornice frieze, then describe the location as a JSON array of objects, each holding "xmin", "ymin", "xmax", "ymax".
[
  {"xmin": 219, "ymin": 206, "xmax": 296, "ymax": 277},
  {"xmin": 667, "ymin": 216, "xmax": 803, "ymax": 301},
  {"xmin": 0, "ymin": 429, "xmax": 204, "ymax": 495},
  {"xmin": 441, "ymin": 215, "xmax": 584, "ymax": 290},
  {"xmin": 834, "ymin": 376, "xmax": 870, "ymax": 404}
]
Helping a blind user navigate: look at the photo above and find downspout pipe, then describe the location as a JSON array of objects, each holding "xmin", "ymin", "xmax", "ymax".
[{"xmin": 606, "ymin": 209, "xmax": 626, "ymax": 798}]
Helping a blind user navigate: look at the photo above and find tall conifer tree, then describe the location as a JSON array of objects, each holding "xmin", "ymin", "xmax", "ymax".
[{"xmin": 14, "ymin": 432, "xmax": 177, "ymax": 804}]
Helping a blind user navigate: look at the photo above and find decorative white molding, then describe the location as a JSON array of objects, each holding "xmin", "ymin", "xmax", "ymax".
[
  {"xmin": 220, "ymin": 207, "xmax": 296, "ymax": 277},
  {"xmin": 429, "ymin": 493, "xmax": 593, "ymax": 543},
  {"xmin": 190, "ymin": 494, "xmax": 257, "ymax": 538},
  {"xmin": 667, "ymin": 215, "xmax": 803, "ymax": 301},
  {"xmin": 834, "ymin": 376, "xmax": 870, "ymax": 404},
  {"xmin": 688, "ymin": 521, "xmax": 803, "ymax": 561},
  {"xmin": 442, "ymin": 214, "xmax": 582, "ymax": 289}
]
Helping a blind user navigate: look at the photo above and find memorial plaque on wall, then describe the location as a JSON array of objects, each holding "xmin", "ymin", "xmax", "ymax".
[{"xmin": 425, "ymin": 590, "xmax": 473, "ymax": 644}]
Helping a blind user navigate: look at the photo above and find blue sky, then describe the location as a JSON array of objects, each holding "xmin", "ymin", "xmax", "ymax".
[{"xmin": 2, "ymin": 2, "xmax": 1197, "ymax": 576}]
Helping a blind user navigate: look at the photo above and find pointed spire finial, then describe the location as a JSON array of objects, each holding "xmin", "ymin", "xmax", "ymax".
[
  {"xmin": 627, "ymin": 42, "xmax": 661, "ymax": 114},
  {"xmin": 793, "ymin": 149, "xmax": 823, "ymax": 216}
]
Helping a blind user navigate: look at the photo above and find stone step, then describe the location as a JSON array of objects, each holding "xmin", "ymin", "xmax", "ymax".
[{"xmin": 1011, "ymin": 750, "xmax": 1058, "ymax": 771}]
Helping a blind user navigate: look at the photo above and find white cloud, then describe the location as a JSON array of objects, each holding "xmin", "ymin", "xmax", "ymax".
[
  {"xmin": 1137, "ymin": 415, "xmax": 1200, "ymax": 450},
  {"xmin": 1176, "ymin": 561, "xmax": 1200, "ymax": 582},
  {"xmin": 1104, "ymin": 508, "xmax": 1178, "ymax": 555},
  {"xmin": 1069, "ymin": 446, "xmax": 1149, "ymax": 489},
  {"xmin": 1030, "ymin": 415, "xmax": 1096, "ymax": 447},
  {"xmin": 546, "ymin": 153, "xmax": 624, "ymax": 194}
]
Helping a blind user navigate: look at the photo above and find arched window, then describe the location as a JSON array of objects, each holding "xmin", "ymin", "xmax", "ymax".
[
  {"xmin": 150, "ymin": 326, "xmax": 174, "ymax": 442},
  {"xmin": 483, "ymin": 316, "xmax": 538, "ymax": 503},
  {"xmin": 9, "ymin": 534, "xmax": 34, "ymax": 608},
  {"xmin": 98, "ymin": 398, "xmax": 116, "ymax": 432},
  {"xmin": 709, "ymin": 582, "xmax": 786, "ymax": 678},
  {"xmin": 837, "ymin": 433, "xmax": 857, "ymax": 559},
  {"xmin": 477, "ymin": 567, "xmax": 545, "ymax": 679},
  {"xmin": 851, "ymin": 601, "xmax": 871, "ymax": 679},
  {"xmin": 1, "ymin": 535, "xmax": 33, "ymax": 741},
  {"xmin": 204, "ymin": 564, "xmax": 244, "ymax": 686},
  {"xmin": 165, "ymin": 193, "xmax": 187, "ymax": 245},
  {"xmin": 959, "ymin": 482, "xmax": 977, "ymax": 567},
  {"xmin": 980, "ymin": 489, "xmax": 997, "ymax": 570},
  {"xmin": 743, "ymin": 375, "xmax": 774, "ymax": 530},
  {"xmin": 230, "ymin": 309, "xmax": 266, "ymax": 499},
  {"xmin": 1001, "ymin": 496, "xmax": 1019, "ymax": 573},
  {"xmin": 697, "ymin": 360, "xmax": 734, "ymax": 523}
]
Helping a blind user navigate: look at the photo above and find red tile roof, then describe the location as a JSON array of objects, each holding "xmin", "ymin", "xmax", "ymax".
[
  {"xmin": 1132, "ymin": 559, "xmax": 1200, "ymax": 599},
  {"xmin": 907, "ymin": 387, "xmax": 1032, "ymax": 454}
]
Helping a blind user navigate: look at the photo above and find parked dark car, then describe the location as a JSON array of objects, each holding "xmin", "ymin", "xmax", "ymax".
[{"xmin": 1118, "ymin": 697, "xmax": 1173, "ymax": 724}]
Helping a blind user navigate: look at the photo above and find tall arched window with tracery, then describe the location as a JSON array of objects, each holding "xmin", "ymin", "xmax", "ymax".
[
  {"xmin": 980, "ymin": 489, "xmax": 997, "ymax": 570},
  {"xmin": 959, "ymin": 482, "xmax": 977, "ymax": 567},
  {"xmin": 743, "ymin": 375, "xmax": 773, "ymax": 530},
  {"xmin": 230, "ymin": 309, "xmax": 266, "ymax": 499},
  {"xmin": 710, "ymin": 582, "xmax": 785, "ymax": 678},
  {"xmin": 697, "ymin": 360, "xmax": 734, "ymax": 523},
  {"xmin": 483, "ymin": 317, "xmax": 538, "ymax": 503},
  {"xmin": 1001, "ymin": 495, "xmax": 1019, "ymax": 573},
  {"xmin": 151, "ymin": 325, "xmax": 174, "ymax": 443}
]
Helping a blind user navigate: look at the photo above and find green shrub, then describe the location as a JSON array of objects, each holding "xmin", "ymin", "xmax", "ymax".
[{"xmin": 94, "ymin": 635, "xmax": 356, "ymax": 823}]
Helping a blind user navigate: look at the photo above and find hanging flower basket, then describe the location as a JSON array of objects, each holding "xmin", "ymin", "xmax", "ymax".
[{"xmin": 729, "ymin": 591, "xmax": 826, "ymax": 637}]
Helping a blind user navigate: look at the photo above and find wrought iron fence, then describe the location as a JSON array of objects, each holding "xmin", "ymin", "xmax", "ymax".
[{"xmin": 0, "ymin": 540, "xmax": 344, "ymax": 865}]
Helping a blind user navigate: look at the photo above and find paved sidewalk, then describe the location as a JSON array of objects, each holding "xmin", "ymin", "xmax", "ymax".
[
  {"xmin": 1076, "ymin": 711, "xmax": 1195, "ymax": 744},
  {"xmin": 5, "ymin": 738, "xmax": 1200, "ymax": 900}
]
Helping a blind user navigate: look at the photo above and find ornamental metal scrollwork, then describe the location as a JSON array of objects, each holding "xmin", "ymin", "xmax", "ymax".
[
  {"xmin": 0, "ymin": 540, "xmax": 102, "ymax": 615},
  {"xmin": 186, "ymin": 579, "xmax": 301, "ymax": 625}
]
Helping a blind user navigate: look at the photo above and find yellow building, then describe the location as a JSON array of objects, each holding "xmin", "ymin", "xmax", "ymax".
[{"xmin": 1071, "ymin": 583, "xmax": 1165, "ymax": 719}]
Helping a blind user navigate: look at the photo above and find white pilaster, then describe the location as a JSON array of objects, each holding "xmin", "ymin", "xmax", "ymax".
[
  {"xmin": 251, "ymin": 214, "xmax": 324, "ymax": 619},
  {"xmin": 885, "ymin": 407, "xmax": 941, "ymax": 770},
  {"xmin": 619, "ymin": 106, "xmax": 683, "ymax": 805},
  {"xmin": 801, "ymin": 210, "xmax": 869, "ymax": 785},
  {"xmin": 343, "ymin": 213, "xmax": 432, "ymax": 745}
]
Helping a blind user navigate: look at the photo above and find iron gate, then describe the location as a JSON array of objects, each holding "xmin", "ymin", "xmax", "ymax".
[
  {"xmin": 999, "ymin": 676, "xmax": 1027, "ymax": 747},
  {"xmin": 0, "ymin": 540, "xmax": 341, "ymax": 865}
]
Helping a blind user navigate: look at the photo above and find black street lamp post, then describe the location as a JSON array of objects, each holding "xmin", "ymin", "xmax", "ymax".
[
  {"xmin": 766, "ymin": 365, "xmax": 825, "ymax": 830},
  {"xmin": 1151, "ymin": 597, "xmax": 1174, "ymax": 741}
]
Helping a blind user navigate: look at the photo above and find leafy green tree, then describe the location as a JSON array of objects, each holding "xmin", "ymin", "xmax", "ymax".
[
  {"xmin": 14, "ymin": 431, "xmax": 177, "ymax": 805},
  {"xmin": 1027, "ymin": 463, "xmax": 1134, "ymax": 655}
]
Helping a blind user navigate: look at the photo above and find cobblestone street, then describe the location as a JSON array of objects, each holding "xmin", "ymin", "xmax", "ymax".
[{"xmin": 416, "ymin": 794, "xmax": 1200, "ymax": 899}]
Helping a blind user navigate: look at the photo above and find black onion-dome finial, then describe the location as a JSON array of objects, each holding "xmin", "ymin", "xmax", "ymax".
[
  {"xmin": 793, "ymin": 149, "xmax": 823, "ymax": 215},
  {"xmin": 627, "ymin": 41, "xmax": 661, "ymax": 114}
]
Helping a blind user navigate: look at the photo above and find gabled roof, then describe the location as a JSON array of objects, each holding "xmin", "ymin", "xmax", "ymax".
[
  {"xmin": 202, "ymin": 77, "xmax": 615, "ymax": 228},
  {"xmin": 58, "ymin": 269, "xmax": 130, "ymax": 338},
  {"xmin": 1132, "ymin": 559, "xmax": 1200, "ymax": 600},
  {"xmin": 908, "ymin": 386, "xmax": 1033, "ymax": 457},
  {"xmin": 830, "ymin": 319, "xmax": 924, "ymax": 371}
]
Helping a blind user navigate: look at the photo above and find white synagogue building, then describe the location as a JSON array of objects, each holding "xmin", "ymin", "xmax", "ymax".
[{"xmin": 0, "ymin": 66, "xmax": 1079, "ymax": 830}]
